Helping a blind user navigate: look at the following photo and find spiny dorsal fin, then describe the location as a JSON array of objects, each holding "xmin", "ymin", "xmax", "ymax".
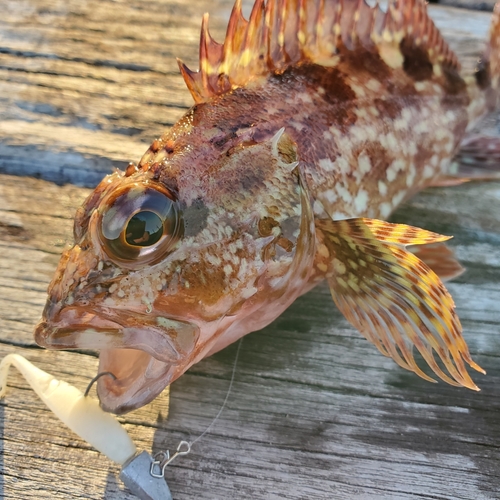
[{"xmin": 178, "ymin": 0, "xmax": 460, "ymax": 103}]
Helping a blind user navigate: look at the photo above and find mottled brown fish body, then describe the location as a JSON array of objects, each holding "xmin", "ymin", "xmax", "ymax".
[
  {"xmin": 142, "ymin": 56, "xmax": 473, "ymax": 224},
  {"xmin": 34, "ymin": 0, "xmax": 500, "ymax": 413}
]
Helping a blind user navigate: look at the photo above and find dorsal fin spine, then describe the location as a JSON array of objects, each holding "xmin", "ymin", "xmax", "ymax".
[
  {"xmin": 352, "ymin": 0, "xmax": 364, "ymax": 43},
  {"xmin": 181, "ymin": 0, "xmax": 461, "ymax": 103},
  {"xmin": 199, "ymin": 14, "xmax": 212, "ymax": 94},
  {"xmin": 224, "ymin": 0, "xmax": 248, "ymax": 63},
  {"xmin": 265, "ymin": 0, "xmax": 278, "ymax": 67},
  {"xmin": 177, "ymin": 59, "xmax": 205, "ymax": 103},
  {"xmin": 313, "ymin": 0, "xmax": 324, "ymax": 49},
  {"xmin": 200, "ymin": 14, "xmax": 225, "ymax": 96},
  {"xmin": 243, "ymin": 0, "xmax": 265, "ymax": 56}
]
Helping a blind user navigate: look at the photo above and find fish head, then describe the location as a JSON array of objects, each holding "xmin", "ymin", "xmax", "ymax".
[{"xmin": 34, "ymin": 119, "xmax": 315, "ymax": 414}]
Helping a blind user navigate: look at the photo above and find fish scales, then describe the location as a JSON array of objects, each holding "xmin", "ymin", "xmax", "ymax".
[
  {"xmin": 145, "ymin": 62, "xmax": 469, "ymax": 220},
  {"xmin": 35, "ymin": 0, "xmax": 500, "ymax": 413}
]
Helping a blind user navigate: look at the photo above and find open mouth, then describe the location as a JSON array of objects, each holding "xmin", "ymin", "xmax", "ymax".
[
  {"xmin": 34, "ymin": 305, "xmax": 200, "ymax": 414},
  {"xmin": 96, "ymin": 348, "xmax": 176, "ymax": 414}
]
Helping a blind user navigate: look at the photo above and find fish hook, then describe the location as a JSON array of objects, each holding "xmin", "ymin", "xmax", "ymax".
[{"xmin": 84, "ymin": 371, "xmax": 117, "ymax": 397}]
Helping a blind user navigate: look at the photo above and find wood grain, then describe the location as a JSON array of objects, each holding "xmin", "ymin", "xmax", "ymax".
[{"xmin": 1, "ymin": 1, "xmax": 500, "ymax": 499}]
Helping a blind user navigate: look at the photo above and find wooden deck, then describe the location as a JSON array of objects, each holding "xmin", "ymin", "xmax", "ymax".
[{"xmin": 1, "ymin": 1, "xmax": 500, "ymax": 498}]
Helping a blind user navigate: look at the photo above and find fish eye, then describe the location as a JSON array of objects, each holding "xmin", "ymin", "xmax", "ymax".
[
  {"xmin": 125, "ymin": 211, "xmax": 163, "ymax": 247},
  {"xmin": 96, "ymin": 185, "xmax": 183, "ymax": 267}
]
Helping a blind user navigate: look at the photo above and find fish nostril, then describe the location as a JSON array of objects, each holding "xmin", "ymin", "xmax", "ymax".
[{"xmin": 41, "ymin": 298, "xmax": 62, "ymax": 322}]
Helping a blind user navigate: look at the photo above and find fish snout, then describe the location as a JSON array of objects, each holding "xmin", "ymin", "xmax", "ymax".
[
  {"xmin": 34, "ymin": 244, "xmax": 101, "ymax": 347},
  {"xmin": 46, "ymin": 244, "xmax": 99, "ymax": 304}
]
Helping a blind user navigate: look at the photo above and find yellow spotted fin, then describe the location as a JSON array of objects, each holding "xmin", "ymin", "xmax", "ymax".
[{"xmin": 316, "ymin": 218, "xmax": 485, "ymax": 390}]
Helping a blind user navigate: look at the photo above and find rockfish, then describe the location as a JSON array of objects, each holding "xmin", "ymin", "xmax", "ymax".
[{"xmin": 35, "ymin": 0, "xmax": 500, "ymax": 413}]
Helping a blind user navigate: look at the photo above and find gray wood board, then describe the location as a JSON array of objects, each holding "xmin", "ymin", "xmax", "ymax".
[
  {"xmin": 0, "ymin": 0, "xmax": 494, "ymax": 187},
  {"xmin": 1, "ymin": 1, "xmax": 500, "ymax": 499},
  {"xmin": 436, "ymin": 0, "xmax": 496, "ymax": 11}
]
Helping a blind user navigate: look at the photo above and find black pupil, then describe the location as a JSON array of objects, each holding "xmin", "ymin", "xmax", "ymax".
[{"xmin": 125, "ymin": 211, "xmax": 163, "ymax": 247}]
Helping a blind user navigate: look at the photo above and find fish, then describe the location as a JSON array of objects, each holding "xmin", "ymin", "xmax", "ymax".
[{"xmin": 34, "ymin": 0, "xmax": 500, "ymax": 414}]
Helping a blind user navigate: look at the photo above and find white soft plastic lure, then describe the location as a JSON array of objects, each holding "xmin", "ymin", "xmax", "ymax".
[{"xmin": 0, "ymin": 354, "xmax": 136, "ymax": 465}]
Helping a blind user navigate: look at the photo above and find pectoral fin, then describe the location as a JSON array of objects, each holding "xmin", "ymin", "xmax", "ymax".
[
  {"xmin": 409, "ymin": 242, "xmax": 465, "ymax": 282},
  {"xmin": 316, "ymin": 218, "xmax": 484, "ymax": 390}
]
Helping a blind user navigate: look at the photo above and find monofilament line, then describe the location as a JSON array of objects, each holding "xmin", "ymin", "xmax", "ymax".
[
  {"xmin": 190, "ymin": 337, "xmax": 243, "ymax": 447},
  {"xmin": 153, "ymin": 337, "xmax": 244, "ymax": 474}
]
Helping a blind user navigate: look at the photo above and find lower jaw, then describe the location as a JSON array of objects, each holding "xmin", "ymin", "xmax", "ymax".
[{"xmin": 96, "ymin": 348, "xmax": 174, "ymax": 414}]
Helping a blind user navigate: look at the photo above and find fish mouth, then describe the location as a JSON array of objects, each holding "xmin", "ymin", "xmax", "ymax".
[
  {"xmin": 96, "ymin": 348, "xmax": 177, "ymax": 414},
  {"xmin": 34, "ymin": 304, "xmax": 200, "ymax": 414}
]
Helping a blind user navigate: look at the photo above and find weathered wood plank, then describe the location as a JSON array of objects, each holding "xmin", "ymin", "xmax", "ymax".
[
  {"xmin": 0, "ymin": 1, "xmax": 494, "ymax": 187},
  {"xmin": 1, "ymin": 179, "xmax": 500, "ymax": 498},
  {"xmin": 0, "ymin": 0, "xmax": 238, "ymax": 186},
  {"xmin": 436, "ymin": 0, "xmax": 496, "ymax": 11},
  {"xmin": 1, "ymin": 1, "xmax": 500, "ymax": 499}
]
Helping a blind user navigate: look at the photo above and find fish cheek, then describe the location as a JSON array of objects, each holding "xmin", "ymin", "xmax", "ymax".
[
  {"xmin": 156, "ymin": 130, "xmax": 309, "ymax": 321},
  {"xmin": 182, "ymin": 240, "xmax": 262, "ymax": 312}
]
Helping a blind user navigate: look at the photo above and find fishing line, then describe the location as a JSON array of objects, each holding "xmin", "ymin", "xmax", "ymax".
[
  {"xmin": 191, "ymin": 337, "xmax": 243, "ymax": 446},
  {"xmin": 150, "ymin": 337, "xmax": 243, "ymax": 477}
]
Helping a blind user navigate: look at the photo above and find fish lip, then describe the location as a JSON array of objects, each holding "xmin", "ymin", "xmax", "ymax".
[{"xmin": 35, "ymin": 304, "xmax": 200, "ymax": 365}]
